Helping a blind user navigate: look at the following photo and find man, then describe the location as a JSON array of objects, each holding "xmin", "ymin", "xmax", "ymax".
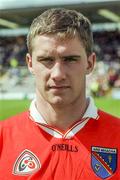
[{"xmin": 0, "ymin": 8, "xmax": 120, "ymax": 180}]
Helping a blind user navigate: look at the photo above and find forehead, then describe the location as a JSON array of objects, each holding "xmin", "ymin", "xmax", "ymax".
[{"xmin": 31, "ymin": 34, "xmax": 85, "ymax": 55}]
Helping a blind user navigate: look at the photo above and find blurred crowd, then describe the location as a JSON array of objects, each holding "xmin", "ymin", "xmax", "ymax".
[
  {"xmin": 90, "ymin": 30, "xmax": 120, "ymax": 97},
  {"xmin": 94, "ymin": 30, "xmax": 120, "ymax": 63},
  {"xmin": 0, "ymin": 30, "xmax": 120, "ymax": 97},
  {"xmin": 0, "ymin": 36, "xmax": 27, "ymax": 67},
  {"xmin": 87, "ymin": 61, "xmax": 120, "ymax": 97}
]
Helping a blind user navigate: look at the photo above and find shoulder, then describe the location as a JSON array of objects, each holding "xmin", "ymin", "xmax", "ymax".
[
  {"xmin": 98, "ymin": 109, "xmax": 120, "ymax": 126},
  {"xmin": 0, "ymin": 111, "xmax": 29, "ymax": 130},
  {"xmin": 0, "ymin": 111, "xmax": 28, "ymax": 153},
  {"xmin": 98, "ymin": 109, "xmax": 120, "ymax": 120},
  {"xmin": 0, "ymin": 111, "xmax": 30, "ymax": 150}
]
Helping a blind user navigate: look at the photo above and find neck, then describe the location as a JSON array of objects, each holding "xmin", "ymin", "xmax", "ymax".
[{"xmin": 36, "ymin": 93, "xmax": 88, "ymax": 131}]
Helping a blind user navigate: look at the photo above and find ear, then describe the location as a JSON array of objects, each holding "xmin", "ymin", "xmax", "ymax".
[
  {"xmin": 26, "ymin": 53, "xmax": 35, "ymax": 74},
  {"xmin": 86, "ymin": 52, "xmax": 96, "ymax": 75}
]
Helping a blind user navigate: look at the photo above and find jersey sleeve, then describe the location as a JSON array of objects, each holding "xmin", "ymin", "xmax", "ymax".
[{"xmin": 0, "ymin": 122, "xmax": 3, "ymax": 156}]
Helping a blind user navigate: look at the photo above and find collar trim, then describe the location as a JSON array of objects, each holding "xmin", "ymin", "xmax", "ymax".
[{"xmin": 29, "ymin": 97, "xmax": 98, "ymax": 138}]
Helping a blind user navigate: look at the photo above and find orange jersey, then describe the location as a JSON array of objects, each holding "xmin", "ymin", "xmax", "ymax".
[{"xmin": 0, "ymin": 110, "xmax": 120, "ymax": 180}]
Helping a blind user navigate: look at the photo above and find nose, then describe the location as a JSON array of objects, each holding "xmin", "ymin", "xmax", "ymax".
[{"xmin": 51, "ymin": 61, "xmax": 66, "ymax": 81}]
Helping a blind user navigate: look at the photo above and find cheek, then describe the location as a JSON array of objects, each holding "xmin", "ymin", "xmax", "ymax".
[
  {"xmin": 71, "ymin": 67, "xmax": 86, "ymax": 85},
  {"xmin": 34, "ymin": 66, "xmax": 50, "ymax": 83},
  {"xmin": 71, "ymin": 64, "xmax": 86, "ymax": 76},
  {"xmin": 32, "ymin": 62, "xmax": 43, "ymax": 75}
]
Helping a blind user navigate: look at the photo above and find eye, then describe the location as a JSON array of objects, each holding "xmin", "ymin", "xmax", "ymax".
[
  {"xmin": 37, "ymin": 57, "xmax": 55, "ymax": 65},
  {"xmin": 63, "ymin": 56, "xmax": 80, "ymax": 63},
  {"xmin": 37, "ymin": 57, "xmax": 53, "ymax": 62}
]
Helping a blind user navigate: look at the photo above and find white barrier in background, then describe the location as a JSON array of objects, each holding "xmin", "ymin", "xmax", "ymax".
[
  {"xmin": 112, "ymin": 88, "xmax": 120, "ymax": 99},
  {"xmin": 0, "ymin": 93, "xmax": 35, "ymax": 100},
  {"xmin": 0, "ymin": 89, "xmax": 120, "ymax": 100}
]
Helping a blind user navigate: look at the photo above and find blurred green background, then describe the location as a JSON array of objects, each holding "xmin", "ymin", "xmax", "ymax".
[{"xmin": 0, "ymin": 97, "xmax": 120, "ymax": 121}]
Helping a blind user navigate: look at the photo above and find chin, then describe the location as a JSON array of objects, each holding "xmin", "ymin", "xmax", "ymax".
[{"xmin": 49, "ymin": 97, "xmax": 67, "ymax": 106}]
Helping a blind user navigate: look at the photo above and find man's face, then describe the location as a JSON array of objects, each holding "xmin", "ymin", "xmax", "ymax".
[{"xmin": 27, "ymin": 34, "xmax": 95, "ymax": 107}]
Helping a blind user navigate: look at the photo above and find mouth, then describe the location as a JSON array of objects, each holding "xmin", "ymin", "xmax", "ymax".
[
  {"xmin": 50, "ymin": 85, "xmax": 70, "ymax": 88},
  {"xmin": 48, "ymin": 86, "xmax": 70, "ymax": 90}
]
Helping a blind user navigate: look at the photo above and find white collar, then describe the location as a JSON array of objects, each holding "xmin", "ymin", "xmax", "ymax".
[
  {"xmin": 83, "ymin": 97, "xmax": 98, "ymax": 119},
  {"xmin": 29, "ymin": 97, "xmax": 98, "ymax": 125}
]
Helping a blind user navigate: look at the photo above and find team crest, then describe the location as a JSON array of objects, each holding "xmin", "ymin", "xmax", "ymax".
[
  {"xmin": 13, "ymin": 149, "xmax": 41, "ymax": 176},
  {"xmin": 91, "ymin": 146, "xmax": 117, "ymax": 179}
]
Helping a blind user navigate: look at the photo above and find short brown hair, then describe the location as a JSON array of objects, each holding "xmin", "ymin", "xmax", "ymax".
[{"xmin": 27, "ymin": 8, "xmax": 93, "ymax": 56}]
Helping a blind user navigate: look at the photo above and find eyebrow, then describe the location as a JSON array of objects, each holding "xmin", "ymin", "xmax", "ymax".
[
  {"xmin": 37, "ymin": 55, "xmax": 81, "ymax": 59},
  {"xmin": 62, "ymin": 55, "xmax": 81, "ymax": 59},
  {"xmin": 37, "ymin": 56, "xmax": 55, "ymax": 60}
]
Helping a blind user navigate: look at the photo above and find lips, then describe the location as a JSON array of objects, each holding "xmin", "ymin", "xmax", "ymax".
[{"xmin": 48, "ymin": 85, "xmax": 70, "ymax": 90}]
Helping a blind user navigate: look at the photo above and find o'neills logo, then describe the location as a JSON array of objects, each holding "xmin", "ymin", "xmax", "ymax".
[
  {"xmin": 52, "ymin": 144, "xmax": 78, "ymax": 152},
  {"xmin": 13, "ymin": 149, "xmax": 41, "ymax": 176}
]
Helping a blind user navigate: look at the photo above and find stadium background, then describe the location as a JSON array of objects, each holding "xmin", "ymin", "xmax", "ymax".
[{"xmin": 0, "ymin": 0, "xmax": 120, "ymax": 120}]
